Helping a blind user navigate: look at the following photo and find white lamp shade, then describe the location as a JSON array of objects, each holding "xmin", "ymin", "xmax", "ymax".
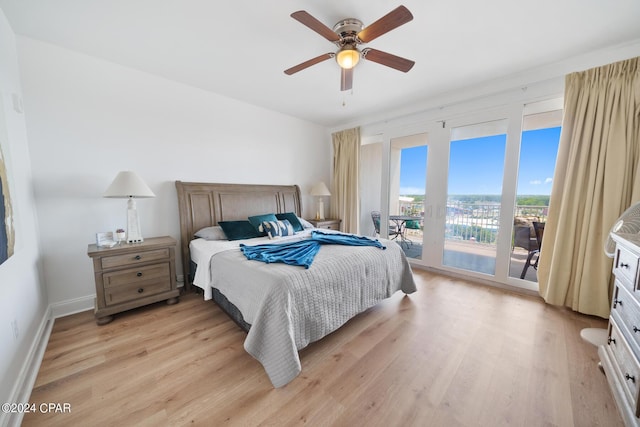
[
  {"xmin": 336, "ymin": 47, "xmax": 360, "ymax": 69},
  {"xmin": 310, "ymin": 181, "xmax": 331, "ymax": 197},
  {"xmin": 103, "ymin": 171, "xmax": 155, "ymax": 198}
]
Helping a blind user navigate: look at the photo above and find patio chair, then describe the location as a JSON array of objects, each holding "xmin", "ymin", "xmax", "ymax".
[
  {"xmin": 405, "ymin": 220, "xmax": 422, "ymax": 231},
  {"xmin": 371, "ymin": 211, "xmax": 402, "ymax": 241},
  {"xmin": 514, "ymin": 225, "xmax": 539, "ymax": 279},
  {"xmin": 533, "ymin": 221, "xmax": 545, "ymax": 248}
]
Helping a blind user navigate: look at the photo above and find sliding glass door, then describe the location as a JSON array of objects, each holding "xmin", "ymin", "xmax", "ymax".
[
  {"xmin": 443, "ymin": 119, "xmax": 508, "ymax": 276},
  {"xmin": 389, "ymin": 134, "xmax": 428, "ymax": 260},
  {"xmin": 509, "ymin": 107, "xmax": 561, "ymax": 282},
  {"xmin": 359, "ymin": 97, "xmax": 562, "ymax": 291}
]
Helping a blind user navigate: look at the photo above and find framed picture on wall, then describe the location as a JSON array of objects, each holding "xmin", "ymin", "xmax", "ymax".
[{"xmin": 0, "ymin": 92, "xmax": 15, "ymax": 266}]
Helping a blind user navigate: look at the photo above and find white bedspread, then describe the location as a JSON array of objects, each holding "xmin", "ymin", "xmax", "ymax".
[
  {"xmin": 190, "ymin": 231, "xmax": 417, "ymax": 387},
  {"xmin": 190, "ymin": 231, "xmax": 312, "ymax": 302}
]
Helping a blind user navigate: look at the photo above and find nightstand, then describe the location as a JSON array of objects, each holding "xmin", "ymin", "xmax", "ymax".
[
  {"xmin": 87, "ymin": 236, "xmax": 180, "ymax": 325},
  {"xmin": 307, "ymin": 218, "xmax": 341, "ymax": 230}
]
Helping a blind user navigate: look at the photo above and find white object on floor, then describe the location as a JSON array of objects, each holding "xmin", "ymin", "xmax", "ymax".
[{"xmin": 580, "ymin": 328, "xmax": 608, "ymax": 347}]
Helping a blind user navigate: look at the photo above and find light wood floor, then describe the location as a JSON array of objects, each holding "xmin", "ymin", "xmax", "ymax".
[{"xmin": 24, "ymin": 269, "xmax": 621, "ymax": 426}]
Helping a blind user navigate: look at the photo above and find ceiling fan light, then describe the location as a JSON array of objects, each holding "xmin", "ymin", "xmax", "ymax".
[{"xmin": 336, "ymin": 47, "xmax": 360, "ymax": 69}]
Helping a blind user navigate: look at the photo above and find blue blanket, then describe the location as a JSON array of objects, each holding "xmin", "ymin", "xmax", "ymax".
[{"xmin": 240, "ymin": 230, "xmax": 386, "ymax": 269}]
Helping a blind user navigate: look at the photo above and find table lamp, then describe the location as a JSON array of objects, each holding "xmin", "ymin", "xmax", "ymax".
[
  {"xmin": 103, "ymin": 171, "xmax": 155, "ymax": 243},
  {"xmin": 310, "ymin": 182, "xmax": 331, "ymax": 220}
]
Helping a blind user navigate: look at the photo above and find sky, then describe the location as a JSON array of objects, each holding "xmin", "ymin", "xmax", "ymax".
[{"xmin": 399, "ymin": 127, "xmax": 561, "ymax": 196}]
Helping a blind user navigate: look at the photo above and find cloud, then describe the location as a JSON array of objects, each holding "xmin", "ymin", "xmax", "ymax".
[
  {"xmin": 400, "ymin": 186, "xmax": 425, "ymax": 195},
  {"xmin": 529, "ymin": 178, "xmax": 553, "ymax": 186}
]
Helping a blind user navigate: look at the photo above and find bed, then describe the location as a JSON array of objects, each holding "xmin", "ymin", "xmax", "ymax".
[{"xmin": 175, "ymin": 181, "xmax": 417, "ymax": 387}]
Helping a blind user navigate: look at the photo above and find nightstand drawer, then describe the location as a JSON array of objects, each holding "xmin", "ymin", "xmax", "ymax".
[
  {"xmin": 320, "ymin": 223, "xmax": 339, "ymax": 230},
  {"xmin": 101, "ymin": 248, "xmax": 170, "ymax": 270},
  {"xmin": 307, "ymin": 219, "xmax": 341, "ymax": 230},
  {"xmin": 103, "ymin": 263, "xmax": 171, "ymax": 288},
  {"xmin": 88, "ymin": 236, "xmax": 179, "ymax": 325},
  {"xmin": 608, "ymin": 320, "xmax": 640, "ymax": 415},
  {"xmin": 104, "ymin": 278, "xmax": 172, "ymax": 306}
]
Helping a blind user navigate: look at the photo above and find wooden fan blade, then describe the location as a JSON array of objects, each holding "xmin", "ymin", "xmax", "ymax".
[
  {"xmin": 357, "ymin": 5, "xmax": 413, "ymax": 43},
  {"xmin": 285, "ymin": 53, "xmax": 334, "ymax": 75},
  {"xmin": 291, "ymin": 11, "xmax": 341, "ymax": 42},
  {"xmin": 341, "ymin": 68, "xmax": 353, "ymax": 91},
  {"xmin": 362, "ymin": 48, "xmax": 415, "ymax": 72}
]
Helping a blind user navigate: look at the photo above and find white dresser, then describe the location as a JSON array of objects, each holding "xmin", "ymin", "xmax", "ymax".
[{"xmin": 600, "ymin": 232, "xmax": 640, "ymax": 426}]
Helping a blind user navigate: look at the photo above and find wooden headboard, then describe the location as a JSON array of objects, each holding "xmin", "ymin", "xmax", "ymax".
[{"xmin": 175, "ymin": 181, "xmax": 302, "ymax": 287}]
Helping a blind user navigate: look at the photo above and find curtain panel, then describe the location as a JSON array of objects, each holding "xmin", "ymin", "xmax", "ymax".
[
  {"xmin": 330, "ymin": 127, "xmax": 360, "ymax": 234},
  {"xmin": 538, "ymin": 57, "xmax": 640, "ymax": 318}
]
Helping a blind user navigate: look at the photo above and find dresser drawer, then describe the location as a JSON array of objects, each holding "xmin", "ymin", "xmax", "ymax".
[
  {"xmin": 608, "ymin": 320, "xmax": 640, "ymax": 415},
  {"xmin": 612, "ymin": 282, "xmax": 640, "ymax": 348},
  {"xmin": 101, "ymin": 248, "xmax": 170, "ymax": 270},
  {"xmin": 104, "ymin": 278, "xmax": 172, "ymax": 306},
  {"xmin": 615, "ymin": 245, "xmax": 640, "ymax": 291},
  {"xmin": 103, "ymin": 263, "xmax": 171, "ymax": 289}
]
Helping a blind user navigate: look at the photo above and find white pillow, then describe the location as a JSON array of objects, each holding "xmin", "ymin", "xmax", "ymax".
[
  {"xmin": 298, "ymin": 217, "xmax": 315, "ymax": 229},
  {"xmin": 194, "ymin": 226, "xmax": 227, "ymax": 240}
]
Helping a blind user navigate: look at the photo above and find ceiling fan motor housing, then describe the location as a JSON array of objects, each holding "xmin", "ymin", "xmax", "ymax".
[{"xmin": 332, "ymin": 18, "xmax": 364, "ymax": 44}]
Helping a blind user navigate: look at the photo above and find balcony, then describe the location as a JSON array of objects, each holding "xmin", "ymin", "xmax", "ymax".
[{"xmin": 393, "ymin": 203, "xmax": 547, "ymax": 282}]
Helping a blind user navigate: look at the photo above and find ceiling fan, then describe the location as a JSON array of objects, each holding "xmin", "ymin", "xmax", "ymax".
[{"xmin": 284, "ymin": 5, "xmax": 415, "ymax": 91}]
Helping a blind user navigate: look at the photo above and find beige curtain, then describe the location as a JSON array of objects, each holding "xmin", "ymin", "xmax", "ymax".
[
  {"xmin": 538, "ymin": 57, "xmax": 640, "ymax": 318},
  {"xmin": 330, "ymin": 127, "xmax": 360, "ymax": 233}
]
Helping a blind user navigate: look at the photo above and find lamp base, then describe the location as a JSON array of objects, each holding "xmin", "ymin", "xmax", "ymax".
[
  {"xmin": 318, "ymin": 199, "xmax": 325, "ymax": 220},
  {"xmin": 126, "ymin": 198, "xmax": 144, "ymax": 243}
]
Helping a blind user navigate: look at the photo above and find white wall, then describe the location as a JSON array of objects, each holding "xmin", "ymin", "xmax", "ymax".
[
  {"xmin": 16, "ymin": 37, "xmax": 331, "ymax": 314},
  {"xmin": 0, "ymin": 10, "xmax": 48, "ymax": 411}
]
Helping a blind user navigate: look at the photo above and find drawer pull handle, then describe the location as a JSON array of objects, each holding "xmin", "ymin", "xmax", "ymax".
[
  {"xmin": 136, "ymin": 272, "xmax": 143, "ymax": 277},
  {"xmin": 135, "ymin": 255, "xmax": 142, "ymax": 260},
  {"xmin": 620, "ymin": 262, "xmax": 630, "ymax": 269},
  {"xmin": 137, "ymin": 288, "xmax": 144, "ymax": 293},
  {"xmin": 626, "ymin": 374, "xmax": 636, "ymax": 383},
  {"xmin": 634, "ymin": 326, "xmax": 640, "ymax": 333},
  {"xmin": 608, "ymin": 337, "xmax": 616, "ymax": 345},
  {"xmin": 613, "ymin": 299, "xmax": 623, "ymax": 308}
]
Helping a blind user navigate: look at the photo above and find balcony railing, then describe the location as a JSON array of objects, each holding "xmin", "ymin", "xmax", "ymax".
[{"xmin": 401, "ymin": 202, "xmax": 548, "ymax": 246}]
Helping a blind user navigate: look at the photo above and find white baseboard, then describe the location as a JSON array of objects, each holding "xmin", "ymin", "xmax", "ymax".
[
  {"xmin": 50, "ymin": 294, "xmax": 94, "ymax": 319},
  {"xmin": 409, "ymin": 262, "xmax": 540, "ymax": 298},
  {"xmin": 1, "ymin": 306, "xmax": 54, "ymax": 427}
]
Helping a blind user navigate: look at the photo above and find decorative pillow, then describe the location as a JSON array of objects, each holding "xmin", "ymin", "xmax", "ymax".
[
  {"xmin": 194, "ymin": 226, "xmax": 227, "ymax": 240},
  {"xmin": 218, "ymin": 220, "xmax": 260, "ymax": 241},
  {"xmin": 248, "ymin": 213, "xmax": 278, "ymax": 235},
  {"xmin": 298, "ymin": 217, "xmax": 315, "ymax": 229},
  {"xmin": 275, "ymin": 212, "xmax": 304, "ymax": 232},
  {"xmin": 262, "ymin": 219, "xmax": 294, "ymax": 239}
]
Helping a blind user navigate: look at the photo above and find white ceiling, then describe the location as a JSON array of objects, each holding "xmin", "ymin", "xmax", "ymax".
[{"xmin": 1, "ymin": 0, "xmax": 640, "ymax": 128}]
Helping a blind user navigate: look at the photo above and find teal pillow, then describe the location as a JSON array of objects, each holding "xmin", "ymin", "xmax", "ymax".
[
  {"xmin": 218, "ymin": 220, "xmax": 260, "ymax": 241},
  {"xmin": 275, "ymin": 212, "xmax": 304, "ymax": 232},
  {"xmin": 248, "ymin": 213, "xmax": 278, "ymax": 236},
  {"xmin": 263, "ymin": 219, "xmax": 294, "ymax": 239}
]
